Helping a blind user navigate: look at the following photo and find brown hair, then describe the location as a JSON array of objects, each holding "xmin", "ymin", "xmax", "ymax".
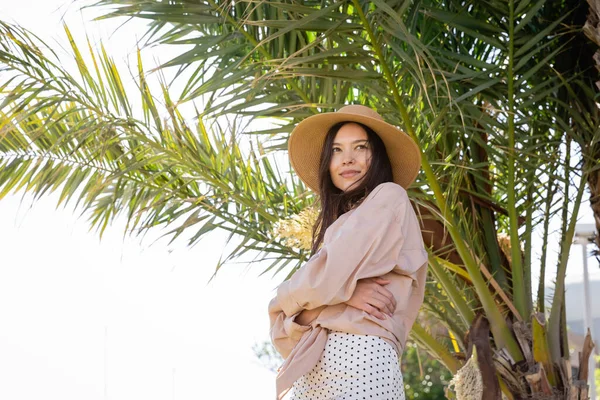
[{"xmin": 310, "ymin": 121, "xmax": 393, "ymax": 256}]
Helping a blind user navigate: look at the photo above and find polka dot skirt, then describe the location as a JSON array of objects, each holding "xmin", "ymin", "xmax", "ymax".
[{"xmin": 288, "ymin": 331, "xmax": 405, "ymax": 400}]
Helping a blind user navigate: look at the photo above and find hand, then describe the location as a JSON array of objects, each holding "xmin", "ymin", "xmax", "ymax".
[{"xmin": 345, "ymin": 277, "xmax": 397, "ymax": 320}]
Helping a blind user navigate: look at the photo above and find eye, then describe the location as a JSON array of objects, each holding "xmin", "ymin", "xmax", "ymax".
[
  {"xmin": 356, "ymin": 144, "xmax": 369, "ymax": 150},
  {"xmin": 332, "ymin": 147, "xmax": 341, "ymax": 153}
]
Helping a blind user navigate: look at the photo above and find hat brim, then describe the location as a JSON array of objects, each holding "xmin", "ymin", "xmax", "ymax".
[{"xmin": 288, "ymin": 111, "xmax": 422, "ymax": 193}]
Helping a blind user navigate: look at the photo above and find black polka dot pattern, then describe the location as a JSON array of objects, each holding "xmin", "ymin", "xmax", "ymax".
[{"xmin": 288, "ymin": 331, "xmax": 405, "ymax": 400}]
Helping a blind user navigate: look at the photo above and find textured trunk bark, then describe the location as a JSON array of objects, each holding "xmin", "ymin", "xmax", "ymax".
[{"xmin": 582, "ymin": 0, "xmax": 600, "ymax": 257}]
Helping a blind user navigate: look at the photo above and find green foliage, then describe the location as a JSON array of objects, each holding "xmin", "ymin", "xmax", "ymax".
[
  {"xmin": 0, "ymin": 21, "xmax": 313, "ymax": 279},
  {"xmin": 401, "ymin": 341, "xmax": 449, "ymax": 399}
]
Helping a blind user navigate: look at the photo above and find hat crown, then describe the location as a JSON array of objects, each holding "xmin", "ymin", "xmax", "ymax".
[{"xmin": 337, "ymin": 105, "xmax": 384, "ymax": 121}]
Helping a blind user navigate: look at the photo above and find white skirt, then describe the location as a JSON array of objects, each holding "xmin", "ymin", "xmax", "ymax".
[{"xmin": 288, "ymin": 331, "xmax": 405, "ymax": 400}]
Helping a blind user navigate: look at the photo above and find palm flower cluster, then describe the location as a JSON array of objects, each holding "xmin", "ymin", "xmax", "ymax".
[{"xmin": 272, "ymin": 206, "xmax": 319, "ymax": 251}]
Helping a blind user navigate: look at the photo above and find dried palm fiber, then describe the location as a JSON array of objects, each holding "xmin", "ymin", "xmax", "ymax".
[{"xmin": 448, "ymin": 346, "xmax": 484, "ymax": 400}]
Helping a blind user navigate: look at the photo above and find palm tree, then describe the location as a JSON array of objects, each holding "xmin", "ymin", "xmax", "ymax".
[{"xmin": 1, "ymin": 0, "xmax": 599, "ymax": 398}]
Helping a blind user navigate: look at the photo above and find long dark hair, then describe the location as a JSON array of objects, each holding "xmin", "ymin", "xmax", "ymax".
[{"xmin": 310, "ymin": 121, "xmax": 393, "ymax": 256}]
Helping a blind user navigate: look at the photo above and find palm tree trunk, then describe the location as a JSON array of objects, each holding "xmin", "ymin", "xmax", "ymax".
[{"xmin": 581, "ymin": 0, "xmax": 600, "ymax": 257}]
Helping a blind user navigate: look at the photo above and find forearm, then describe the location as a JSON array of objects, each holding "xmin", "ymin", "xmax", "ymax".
[{"xmin": 276, "ymin": 254, "xmax": 360, "ymax": 317}]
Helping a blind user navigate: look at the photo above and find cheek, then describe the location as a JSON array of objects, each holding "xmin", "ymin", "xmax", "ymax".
[
  {"xmin": 328, "ymin": 160, "xmax": 336, "ymax": 180},
  {"xmin": 329, "ymin": 156, "xmax": 340, "ymax": 172},
  {"xmin": 363, "ymin": 151, "xmax": 373, "ymax": 169}
]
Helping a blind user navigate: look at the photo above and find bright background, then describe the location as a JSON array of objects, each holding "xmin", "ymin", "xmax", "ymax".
[
  {"xmin": 0, "ymin": 192, "xmax": 277, "ymax": 399},
  {"xmin": 0, "ymin": 1, "xmax": 598, "ymax": 399},
  {"xmin": 1, "ymin": 2, "xmax": 278, "ymax": 399}
]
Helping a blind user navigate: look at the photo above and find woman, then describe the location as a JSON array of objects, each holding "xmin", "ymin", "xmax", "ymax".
[{"xmin": 268, "ymin": 105, "xmax": 428, "ymax": 400}]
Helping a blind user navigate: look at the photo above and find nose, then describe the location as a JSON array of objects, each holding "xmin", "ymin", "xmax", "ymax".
[{"xmin": 342, "ymin": 153, "xmax": 355, "ymax": 165}]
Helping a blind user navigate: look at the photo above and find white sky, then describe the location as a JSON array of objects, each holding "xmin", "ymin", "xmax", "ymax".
[
  {"xmin": 0, "ymin": 193, "xmax": 277, "ymax": 399},
  {"xmin": 1, "ymin": 1, "xmax": 599, "ymax": 399}
]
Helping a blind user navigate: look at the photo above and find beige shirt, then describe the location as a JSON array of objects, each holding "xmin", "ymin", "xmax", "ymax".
[{"xmin": 268, "ymin": 182, "xmax": 428, "ymax": 400}]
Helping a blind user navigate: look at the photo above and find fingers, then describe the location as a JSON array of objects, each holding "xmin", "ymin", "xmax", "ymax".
[
  {"xmin": 371, "ymin": 278, "xmax": 396, "ymax": 309},
  {"xmin": 372, "ymin": 277, "xmax": 391, "ymax": 285},
  {"xmin": 369, "ymin": 292, "xmax": 395, "ymax": 316},
  {"xmin": 352, "ymin": 278, "xmax": 397, "ymax": 318},
  {"xmin": 364, "ymin": 304, "xmax": 387, "ymax": 320},
  {"xmin": 373, "ymin": 284, "xmax": 396, "ymax": 313}
]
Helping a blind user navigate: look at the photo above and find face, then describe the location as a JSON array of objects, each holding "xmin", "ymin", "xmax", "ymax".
[{"xmin": 329, "ymin": 123, "xmax": 373, "ymax": 192}]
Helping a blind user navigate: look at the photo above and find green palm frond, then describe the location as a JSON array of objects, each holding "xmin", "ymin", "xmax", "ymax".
[{"xmin": 0, "ymin": 21, "xmax": 311, "ymax": 278}]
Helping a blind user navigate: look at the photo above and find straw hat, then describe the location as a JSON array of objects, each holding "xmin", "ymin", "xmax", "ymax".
[{"xmin": 288, "ymin": 105, "xmax": 422, "ymax": 193}]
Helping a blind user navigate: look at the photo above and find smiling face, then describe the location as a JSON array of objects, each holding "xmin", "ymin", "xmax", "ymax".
[{"xmin": 328, "ymin": 123, "xmax": 373, "ymax": 192}]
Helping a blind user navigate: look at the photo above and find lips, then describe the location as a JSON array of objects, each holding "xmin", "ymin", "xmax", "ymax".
[{"xmin": 340, "ymin": 170, "xmax": 360, "ymax": 178}]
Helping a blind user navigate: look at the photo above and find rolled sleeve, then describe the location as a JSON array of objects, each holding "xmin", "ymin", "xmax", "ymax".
[
  {"xmin": 276, "ymin": 280, "xmax": 303, "ymax": 317},
  {"xmin": 268, "ymin": 296, "xmax": 311, "ymax": 358},
  {"xmin": 283, "ymin": 311, "xmax": 312, "ymax": 341}
]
